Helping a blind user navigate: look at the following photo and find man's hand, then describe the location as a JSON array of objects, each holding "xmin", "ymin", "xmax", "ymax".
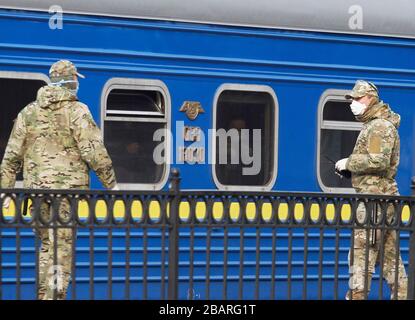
[
  {"xmin": 335, "ymin": 158, "xmax": 351, "ymax": 179},
  {"xmin": 335, "ymin": 158, "xmax": 348, "ymax": 172}
]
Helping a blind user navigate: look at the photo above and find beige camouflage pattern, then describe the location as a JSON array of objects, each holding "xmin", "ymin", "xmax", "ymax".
[
  {"xmin": 49, "ymin": 59, "xmax": 84, "ymax": 82},
  {"xmin": 346, "ymin": 102, "xmax": 400, "ymax": 195},
  {"xmin": 344, "ymin": 92, "xmax": 407, "ymax": 299},
  {"xmin": 345, "ymin": 80, "xmax": 379, "ymax": 100},
  {"xmin": 347, "ymin": 203, "xmax": 407, "ymax": 300},
  {"xmin": 0, "ymin": 82, "xmax": 116, "ymax": 300},
  {"xmin": 0, "ymin": 85, "xmax": 116, "ymax": 189},
  {"xmin": 37, "ymin": 199, "xmax": 73, "ymax": 300}
]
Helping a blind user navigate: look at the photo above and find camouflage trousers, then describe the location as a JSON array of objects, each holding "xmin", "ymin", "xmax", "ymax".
[
  {"xmin": 33, "ymin": 199, "xmax": 74, "ymax": 300},
  {"xmin": 346, "ymin": 203, "xmax": 408, "ymax": 300}
]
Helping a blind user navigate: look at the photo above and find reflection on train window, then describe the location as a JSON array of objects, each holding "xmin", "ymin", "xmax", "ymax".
[
  {"xmin": 319, "ymin": 97, "xmax": 362, "ymax": 191},
  {"xmin": 104, "ymin": 87, "xmax": 167, "ymax": 186},
  {"xmin": 106, "ymin": 89, "xmax": 164, "ymax": 115},
  {"xmin": 215, "ymin": 89, "xmax": 275, "ymax": 187},
  {"xmin": 0, "ymin": 76, "xmax": 47, "ymax": 182}
]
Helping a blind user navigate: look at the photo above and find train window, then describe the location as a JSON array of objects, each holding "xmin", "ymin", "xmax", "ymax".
[
  {"xmin": 317, "ymin": 89, "xmax": 362, "ymax": 193},
  {"xmin": 0, "ymin": 72, "xmax": 48, "ymax": 185},
  {"xmin": 102, "ymin": 79, "xmax": 170, "ymax": 190},
  {"xmin": 213, "ymin": 84, "xmax": 278, "ymax": 191}
]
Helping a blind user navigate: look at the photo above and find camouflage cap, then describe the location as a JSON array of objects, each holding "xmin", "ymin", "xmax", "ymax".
[
  {"xmin": 49, "ymin": 60, "xmax": 85, "ymax": 81},
  {"xmin": 345, "ymin": 80, "xmax": 379, "ymax": 100}
]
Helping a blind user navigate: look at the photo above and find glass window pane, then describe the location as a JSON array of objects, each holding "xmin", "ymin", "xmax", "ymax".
[
  {"xmin": 107, "ymin": 89, "xmax": 164, "ymax": 114},
  {"xmin": 104, "ymin": 121, "xmax": 165, "ymax": 184},
  {"xmin": 0, "ymin": 78, "xmax": 46, "ymax": 181},
  {"xmin": 215, "ymin": 90, "xmax": 275, "ymax": 186},
  {"xmin": 323, "ymin": 100, "xmax": 357, "ymax": 122},
  {"xmin": 320, "ymin": 129, "xmax": 359, "ymax": 188}
]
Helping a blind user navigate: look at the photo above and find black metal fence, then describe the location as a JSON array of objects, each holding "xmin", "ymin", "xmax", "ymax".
[{"xmin": 0, "ymin": 170, "xmax": 414, "ymax": 300}]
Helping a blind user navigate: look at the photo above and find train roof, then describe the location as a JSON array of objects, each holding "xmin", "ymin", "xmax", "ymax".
[{"xmin": 2, "ymin": 0, "xmax": 415, "ymax": 39}]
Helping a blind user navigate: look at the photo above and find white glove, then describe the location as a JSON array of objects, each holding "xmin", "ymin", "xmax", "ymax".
[
  {"xmin": 335, "ymin": 158, "xmax": 348, "ymax": 172},
  {"xmin": 1, "ymin": 193, "xmax": 12, "ymax": 209},
  {"xmin": 110, "ymin": 184, "xmax": 120, "ymax": 191}
]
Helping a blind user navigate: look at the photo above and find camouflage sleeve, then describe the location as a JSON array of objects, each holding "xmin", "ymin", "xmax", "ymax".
[
  {"xmin": 0, "ymin": 112, "xmax": 26, "ymax": 188},
  {"xmin": 346, "ymin": 122, "xmax": 396, "ymax": 174},
  {"xmin": 71, "ymin": 103, "xmax": 117, "ymax": 189}
]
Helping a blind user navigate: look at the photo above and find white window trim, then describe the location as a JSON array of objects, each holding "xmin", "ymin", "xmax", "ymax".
[
  {"xmin": 0, "ymin": 71, "xmax": 49, "ymax": 83},
  {"xmin": 101, "ymin": 78, "xmax": 171, "ymax": 191},
  {"xmin": 212, "ymin": 83, "xmax": 278, "ymax": 192},
  {"xmin": 0, "ymin": 71, "xmax": 49, "ymax": 188},
  {"xmin": 106, "ymin": 110, "xmax": 164, "ymax": 117},
  {"xmin": 316, "ymin": 89, "xmax": 362, "ymax": 194}
]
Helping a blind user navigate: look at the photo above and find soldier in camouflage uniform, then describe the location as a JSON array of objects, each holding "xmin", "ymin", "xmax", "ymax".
[
  {"xmin": 0, "ymin": 60, "xmax": 118, "ymax": 300},
  {"xmin": 335, "ymin": 80, "xmax": 408, "ymax": 300}
]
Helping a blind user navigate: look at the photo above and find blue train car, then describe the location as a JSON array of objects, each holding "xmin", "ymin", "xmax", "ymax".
[{"xmin": 0, "ymin": 0, "xmax": 414, "ymax": 300}]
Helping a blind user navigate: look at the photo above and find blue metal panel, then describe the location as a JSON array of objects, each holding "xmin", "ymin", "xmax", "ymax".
[{"xmin": 1, "ymin": 230, "xmax": 409, "ymax": 299}]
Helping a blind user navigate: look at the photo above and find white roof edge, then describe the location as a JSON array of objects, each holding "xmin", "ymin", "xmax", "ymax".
[{"xmin": 1, "ymin": 0, "xmax": 415, "ymax": 39}]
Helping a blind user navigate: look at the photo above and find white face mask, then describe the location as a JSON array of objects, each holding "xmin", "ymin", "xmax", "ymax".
[
  {"xmin": 350, "ymin": 100, "xmax": 367, "ymax": 116},
  {"xmin": 68, "ymin": 85, "xmax": 79, "ymax": 96},
  {"xmin": 51, "ymin": 79, "xmax": 79, "ymax": 96}
]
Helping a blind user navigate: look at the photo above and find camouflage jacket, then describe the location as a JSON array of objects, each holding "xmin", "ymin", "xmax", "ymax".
[
  {"xmin": 0, "ymin": 85, "xmax": 116, "ymax": 189},
  {"xmin": 346, "ymin": 101, "xmax": 400, "ymax": 195}
]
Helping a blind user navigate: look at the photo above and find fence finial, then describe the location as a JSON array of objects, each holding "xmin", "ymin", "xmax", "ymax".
[{"xmin": 169, "ymin": 168, "xmax": 181, "ymax": 192}]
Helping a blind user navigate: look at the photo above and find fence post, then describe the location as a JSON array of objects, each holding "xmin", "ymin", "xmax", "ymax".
[
  {"xmin": 408, "ymin": 209, "xmax": 415, "ymax": 300},
  {"xmin": 168, "ymin": 168, "xmax": 181, "ymax": 300}
]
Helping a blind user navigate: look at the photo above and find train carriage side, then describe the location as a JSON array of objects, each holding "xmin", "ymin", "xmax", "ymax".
[{"xmin": 0, "ymin": 5, "xmax": 415, "ymax": 299}]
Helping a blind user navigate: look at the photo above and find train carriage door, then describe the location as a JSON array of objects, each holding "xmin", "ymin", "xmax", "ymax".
[{"xmin": 0, "ymin": 72, "xmax": 48, "ymax": 185}]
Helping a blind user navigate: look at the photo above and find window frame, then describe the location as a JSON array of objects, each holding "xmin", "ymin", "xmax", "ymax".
[
  {"xmin": 317, "ymin": 89, "xmax": 363, "ymax": 194},
  {"xmin": 101, "ymin": 78, "xmax": 171, "ymax": 190},
  {"xmin": 212, "ymin": 83, "xmax": 279, "ymax": 191},
  {"xmin": 0, "ymin": 70, "xmax": 49, "ymax": 188}
]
